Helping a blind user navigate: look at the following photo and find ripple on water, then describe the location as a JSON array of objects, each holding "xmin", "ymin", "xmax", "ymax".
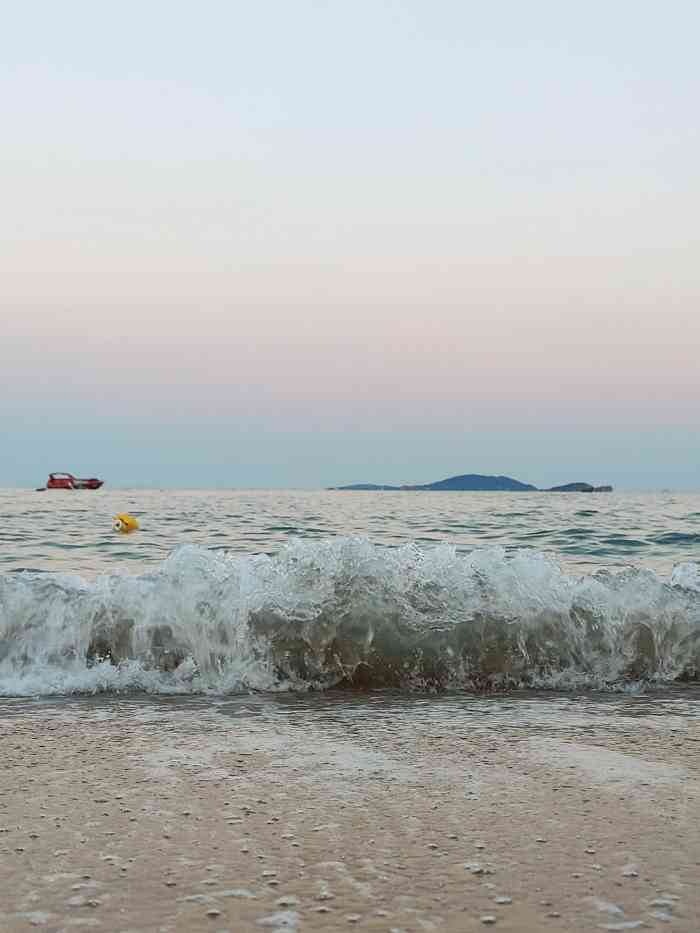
[{"xmin": 0, "ymin": 489, "xmax": 699, "ymax": 580}]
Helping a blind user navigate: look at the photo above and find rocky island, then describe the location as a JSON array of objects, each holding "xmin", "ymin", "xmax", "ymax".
[
  {"xmin": 330, "ymin": 473, "xmax": 612, "ymax": 492},
  {"xmin": 547, "ymin": 482, "xmax": 614, "ymax": 493}
]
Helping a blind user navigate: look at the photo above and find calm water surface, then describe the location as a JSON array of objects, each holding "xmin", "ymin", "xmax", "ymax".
[{"xmin": 0, "ymin": 488, "xmax": 698, "ymax": 577}]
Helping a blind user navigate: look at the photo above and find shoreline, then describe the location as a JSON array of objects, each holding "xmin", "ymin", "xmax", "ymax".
[{"xmin": 1, "ymin": 690, "xmax": 698, "ymax": 932}]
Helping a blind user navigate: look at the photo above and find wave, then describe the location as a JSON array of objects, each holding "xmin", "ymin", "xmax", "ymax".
[{"xmin": 1, "ymin": 539, "xmax": 700, "ymax": 696}]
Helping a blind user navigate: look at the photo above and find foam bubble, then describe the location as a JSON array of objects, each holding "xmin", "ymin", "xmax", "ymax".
[{"xmin": 1, "ymin": 539, "xmax": 699, "ymax": 696}]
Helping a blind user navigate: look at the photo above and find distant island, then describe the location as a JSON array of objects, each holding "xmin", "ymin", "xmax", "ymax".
[
  {"xmin": 546, "ymin": 482, "xmax": 613, "ymax": 493},
  {"xmin": 329, "ymin": 473, "xmax": 613, "ymax": 492}
]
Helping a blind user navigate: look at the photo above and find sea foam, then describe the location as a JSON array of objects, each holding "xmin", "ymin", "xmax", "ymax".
[{"xmin": 1, "ymin": 539, "xmax": 699, "ymax": 696}]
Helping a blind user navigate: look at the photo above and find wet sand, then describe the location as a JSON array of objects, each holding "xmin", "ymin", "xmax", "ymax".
[{"xmin": 1, "ymin": 690, "xmax": 699, "ymax": 932}]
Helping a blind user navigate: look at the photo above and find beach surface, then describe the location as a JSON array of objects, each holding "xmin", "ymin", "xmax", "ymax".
[{"xmin": 1, "ymin": 690, "xmax": 698, "ymax": 932}]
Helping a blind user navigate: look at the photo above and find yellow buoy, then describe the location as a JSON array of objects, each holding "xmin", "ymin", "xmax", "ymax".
[{"xmin": 113, "ymin": 513, "xmax": 139, "ymax": 533}]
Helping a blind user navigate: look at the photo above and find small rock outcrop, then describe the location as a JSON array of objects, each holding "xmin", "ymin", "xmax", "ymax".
[{"xmin": 547, "ymin": 483, "xmax": 613, "ymax": 493}]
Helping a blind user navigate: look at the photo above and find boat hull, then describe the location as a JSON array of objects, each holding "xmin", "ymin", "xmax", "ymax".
[{"xmin": 45, "ymin": 474, "xmax": 104, "ymax": 490}]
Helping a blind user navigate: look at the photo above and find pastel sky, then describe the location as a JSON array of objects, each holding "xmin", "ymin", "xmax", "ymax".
[{"xmin": 2, "ymin": 1, "xmax": 699, "ymax": 489}]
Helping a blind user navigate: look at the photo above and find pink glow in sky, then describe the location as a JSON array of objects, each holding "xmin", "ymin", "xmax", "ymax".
[{"xmin": 2, "ymin": 1, "xmax": 699, "ymax": 488}]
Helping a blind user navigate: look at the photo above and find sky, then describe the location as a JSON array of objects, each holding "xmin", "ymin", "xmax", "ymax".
[{"xmin": 2, "ymin": 0, "xmax": 699, "ymax": 489}]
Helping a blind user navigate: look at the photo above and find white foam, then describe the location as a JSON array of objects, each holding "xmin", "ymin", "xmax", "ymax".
[{"xmin": 1, "ymin": 539, "xmax": 699, "ymax": 696}]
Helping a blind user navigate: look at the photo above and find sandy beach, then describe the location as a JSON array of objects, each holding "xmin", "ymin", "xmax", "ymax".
[{"xmin": 1, "ymin": 690, "xmax": 698, "ymax": 933}]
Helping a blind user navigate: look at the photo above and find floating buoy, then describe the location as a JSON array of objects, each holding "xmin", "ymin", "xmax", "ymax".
[{"xmin": 113, "ymin": 513, "xmax": 139, "ymax": 533}]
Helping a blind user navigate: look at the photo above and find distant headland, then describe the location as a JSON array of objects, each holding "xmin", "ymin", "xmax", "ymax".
[{"xmin": 329, "ymin": 474, "xmax": 613, "ymax": 492}]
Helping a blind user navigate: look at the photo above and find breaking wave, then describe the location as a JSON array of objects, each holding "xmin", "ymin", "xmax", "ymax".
[{"xmin": 1, "ymin": 539, "xmax": 700, "ymax": 696}]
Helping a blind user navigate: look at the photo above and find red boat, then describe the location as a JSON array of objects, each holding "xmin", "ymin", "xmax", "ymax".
[{"xmin": 45, "ymin": 472, "xmax": 104, "ymax": 490}]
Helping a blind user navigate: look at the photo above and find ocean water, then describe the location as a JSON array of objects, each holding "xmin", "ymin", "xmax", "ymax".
[{"xmin": 1, "ymin": 488, "xmax": 699, "ymax": 696}]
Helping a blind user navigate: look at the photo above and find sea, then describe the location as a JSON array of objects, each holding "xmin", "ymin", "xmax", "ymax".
[{"xmin": 1, "ymin": 488, "xmax": 699, "ymax": 698}]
